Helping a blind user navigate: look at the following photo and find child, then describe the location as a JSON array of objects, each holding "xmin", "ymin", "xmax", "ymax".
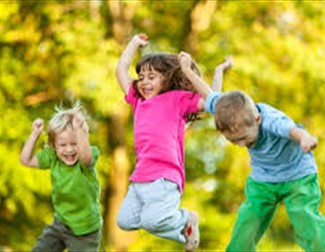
[
  {"xmin": 20, "ymin": 102, "xmax": 102, "ymax": 252},
  {"xmin": 115, "ymin": 34, "xmax": 206, "ymax": 251},
  {"xmin": 178, "ymin": 52, "xmax": 325, "ymax": 251}
]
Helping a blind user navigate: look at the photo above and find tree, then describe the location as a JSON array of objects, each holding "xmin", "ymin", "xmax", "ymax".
[{"xmin": 1, "ymin": 0, "xmax": 324, "ymax": 250}]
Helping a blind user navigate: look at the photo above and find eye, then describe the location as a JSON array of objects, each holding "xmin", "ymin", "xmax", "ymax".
[{"xmin": 138, "ymin": 75, "xmax": 144, "ymax": 81}]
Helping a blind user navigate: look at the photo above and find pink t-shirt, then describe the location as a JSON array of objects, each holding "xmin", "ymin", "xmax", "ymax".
[{"xmin": 126, "ymin": 86, "xmax": 200, "ymax": 193}]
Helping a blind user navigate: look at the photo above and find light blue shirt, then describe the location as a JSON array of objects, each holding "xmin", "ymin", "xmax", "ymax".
[{"xmin": 205, "ymin": 92, "xmax": 317, "ymax": 183}]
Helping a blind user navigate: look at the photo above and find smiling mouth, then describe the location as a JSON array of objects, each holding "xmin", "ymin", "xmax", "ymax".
[
  {"xmin": 63, "ymin": 154, "xmax": 77, "ymax": 162},
  {"xmin": 142, "ymin": 88, "xmax": 153, "ymax": 94}
]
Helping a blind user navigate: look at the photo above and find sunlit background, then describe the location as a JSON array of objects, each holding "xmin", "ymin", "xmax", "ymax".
[{"xmin": 1, "ymin": 1, "xmax": 324, "ymax": 251}]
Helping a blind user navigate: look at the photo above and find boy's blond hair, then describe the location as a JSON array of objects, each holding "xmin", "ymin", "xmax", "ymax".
[
  {"xmin": 48, "ymin": 101, "xmax": 88, "ymax": 149},
  {"xmin": 214, "ymin": 91, "xmax": 258, "ymax": 132}
]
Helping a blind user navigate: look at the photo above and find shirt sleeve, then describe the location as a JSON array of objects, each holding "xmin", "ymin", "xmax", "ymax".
[
  {"xmin": 125, "ymin": 83, "xmax": 137, "ymax": 107},
  {"xmin": 89, "ymin": 146, "xmax": 100, "ymax": 169},
  {"xmin": 178, "ymin": 91, "xmax": 201, "ymax": 116},
  {"xmin": 259, "ymin": 103, "xmax": 296, "ymax": 138},
  {"xmin": 204, "ymin": 92, "xmax": 223, "ymax": 114},
  {"xmin": 36, "ymin": 146, "xmax": 55, "ymax": 169}
]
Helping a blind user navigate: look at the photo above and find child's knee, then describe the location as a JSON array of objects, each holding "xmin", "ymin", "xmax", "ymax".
[
  {"xmin": 117, "ymin": 210, "xmax": 140, "ymax": 231},
  {"xmin": 117, "ymin": 212, "xmax": 132, "ymax": 230},
  {"xmin": 141, "ymin": 220, "xmax": 159, "ymax": 232},
  {"xmin": 141, "ymin": 214, "xmax": 167, "ymax": 232}
]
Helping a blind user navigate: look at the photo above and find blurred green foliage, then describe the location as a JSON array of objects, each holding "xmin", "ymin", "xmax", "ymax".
[{"xmin": 0, "ymin": 0, "xmax": 324, "ymax": 251}]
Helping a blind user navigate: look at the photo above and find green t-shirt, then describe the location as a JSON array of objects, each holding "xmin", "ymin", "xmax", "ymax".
[{"xmin": 36, "ymin": 146, "xmax": 102, "ymax": 235}]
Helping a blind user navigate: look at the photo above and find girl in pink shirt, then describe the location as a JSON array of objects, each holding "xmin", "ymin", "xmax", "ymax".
[{"xmin": 116, "ymin": 34, "xmax": 204, "ymax": 251}]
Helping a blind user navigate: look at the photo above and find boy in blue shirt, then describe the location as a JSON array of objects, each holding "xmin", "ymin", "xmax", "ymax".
[{"xmin": 178, "ymin": 52, "xmax": 325, "ymax": 251}]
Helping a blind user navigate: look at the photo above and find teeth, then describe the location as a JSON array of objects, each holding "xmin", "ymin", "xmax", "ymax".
[{"xmin": 65, "ymin": 154, "xmax": 75, "ymax": 160}]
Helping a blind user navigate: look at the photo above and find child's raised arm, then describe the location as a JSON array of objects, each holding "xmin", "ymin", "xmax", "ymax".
[
  {"xmin": 178, "ymin": 51, "xmax": 213, "ymax": 100},
  {"xmin": 290, "ymin": 127, "xmax": 318, "ymax": 153},
  {"xmin": 20, "ymin": 118, "xmax": 43, "ymax": 168},
  {"xmin": 72, "ymin": 114, "xmax": 93, "ymax": 168},
  {"xmin": 116, "ymin": 34, "xmax": 149, "ymax": 95},
  {"xmin": 211, "ymin": 56, "xmax": 232, "ymax": 92}
]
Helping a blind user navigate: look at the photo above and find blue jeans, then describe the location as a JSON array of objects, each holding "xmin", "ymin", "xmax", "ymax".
[
  {"xmin": 117, "ymin": 178, "xmax": 188, "ymax": 243},
  {"xmin": 32, "ymin": 217, "xmax": 101, "ymax": 252}
]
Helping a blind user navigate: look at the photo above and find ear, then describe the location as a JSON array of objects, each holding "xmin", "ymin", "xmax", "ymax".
[
  {"xmin": 49, "ymin": 143, "xmax": 55, "ymax": 150},
  {"xmin": 256, "ymin": 113, "xmax": 261, "ymax": 125}
]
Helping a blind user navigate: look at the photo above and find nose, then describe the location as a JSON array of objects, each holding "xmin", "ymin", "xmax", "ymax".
[
  {"xmin": 66, "ymin": 144, "xmax": 74, "ymax": 152},
  {"xmin": 141, "ymin": 77, "xmax": 150, "ymax": 85}
]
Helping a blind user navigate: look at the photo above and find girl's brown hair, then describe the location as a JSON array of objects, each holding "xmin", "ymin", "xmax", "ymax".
[{"xmin": 134, "ymin": 53, "xmax": 202, "ymax": 121}]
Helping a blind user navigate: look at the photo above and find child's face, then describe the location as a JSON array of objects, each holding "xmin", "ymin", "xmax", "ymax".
[
  {"xmin": 137, "ymin": 68, "xmax": 164, "ymax": 99},
  {"xmin": 54, "ymin": 128, "xmax": 79, "ymax": 166},
  {"xmin": 222, "ymin": 115, "xmax": 261, "ymax": 148}
]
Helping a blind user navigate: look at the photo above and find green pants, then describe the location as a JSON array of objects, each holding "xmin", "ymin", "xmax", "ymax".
[{"xmin": 226, "ymin": 174, "xmax": 325, "ymax": 252}]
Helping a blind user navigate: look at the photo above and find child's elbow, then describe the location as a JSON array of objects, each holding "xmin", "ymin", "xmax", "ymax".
[
  {"xmin": 115, "ymin": 67, "xmax": 120, "ymax": 78},
  {"xmin": 80, "ymin": 154, "xmax": 93, "ymax": 168},
  {"xmin": 19, "ymin": 156, "xmax": 28, "ymax": 166},
  {"xmin": 20, "ymin": 155, "xmax": 36, "ymax": 167},
  {"xmin": 116, "ymin": 62, "xmax": 125, "ymax": 78},
  {"xmin": 197, "ymin": 99, "xmax": 206, "ymax": 112}
]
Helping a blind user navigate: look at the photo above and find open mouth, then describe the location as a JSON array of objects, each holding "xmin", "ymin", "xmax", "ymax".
[
  {"xmin": 142, "ymin": 87, "xmax": 153, "ymax": 96},
  {"xmin": 63, "ymin": 153, "xmax": 78, "ymax": 164}
]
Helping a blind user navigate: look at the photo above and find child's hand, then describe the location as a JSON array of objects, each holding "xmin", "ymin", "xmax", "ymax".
[
  {"xmin": 32, "ymin": 118, "xmax": 44, "ymax": 135},
  {"xmin": 73, "ymin": 113, "xmax": 89, "ymax": 133},
  {"xmin": 300, "ymin": 134, "xmax": 317, "ymax": 153},
  {"xmin": 178, "ymin": 51, "xmax": 192, "ymax": 70},
  {"xmin": 134, "ymin": 33, "xmax": 149, "ymax": 48}
]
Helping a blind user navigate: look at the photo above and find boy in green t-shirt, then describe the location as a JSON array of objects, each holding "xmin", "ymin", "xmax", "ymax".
[{"xmin": 20, "ymin": 101, "xmax": 102, "ymax": 251}]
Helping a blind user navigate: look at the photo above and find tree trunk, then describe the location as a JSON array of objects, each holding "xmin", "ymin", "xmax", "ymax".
[
  {"xmin": 101, "ymin": 110, "xmax": 135, "ymax": 250},
  {"xmin": 107, "ymin": 112, "xmax": 133, "ymax": 250},
  {"xmin": 100, "ymin": 0, "xmax": 138, "ymax": 250},
  {"xmin": 184, "ymin": 1, "xmax": 218, "ymax": 54}
]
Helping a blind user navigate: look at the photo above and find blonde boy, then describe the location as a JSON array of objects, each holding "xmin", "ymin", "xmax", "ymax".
[{"xmin": 20, "ymin": 102, "xmax": 102, "ymax": 251}]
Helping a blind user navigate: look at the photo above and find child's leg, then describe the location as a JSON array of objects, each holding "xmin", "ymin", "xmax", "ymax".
[
  {"xmin": 32, "ymin": 218, "xmax": 66, "ymax": 252},
  {"xmin": 211, "ymin": 56, "xmax": 233, "ymax": 92},
  {"xmin": 283, "ymin": 174, "xmax": 325, "ymax": 251},
  {"xmin": 226, "ymin": 178, "xmax": 279, "ymax": 252},
  {"xmin": 66, "ymin": 228, "xmax": 101, "ymax": 252},
  {"xmin": 117, "ymin": 183, "xmax": 142, "ymax": 230},
  {"xmin": 138, "ymin": 178, "xmax": 189, "ymax": 243}
]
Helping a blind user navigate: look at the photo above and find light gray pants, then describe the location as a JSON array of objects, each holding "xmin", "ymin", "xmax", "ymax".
[{"xmin": 117, "ymin": 178, "xmax": 188, "ymax": 243}]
